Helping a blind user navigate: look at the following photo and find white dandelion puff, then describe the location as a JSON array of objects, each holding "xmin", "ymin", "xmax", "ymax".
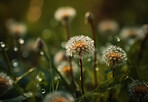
[
  {"xmin": 129, "ymin": 80, "xmax": 148, "ymax": 98},
  {"xmin": 103, "ymin": 45, "xmax": 127, "ymax": 66},
  {"xmin": 57, "ymin": 61, "xmax": 79, "ymax": 78},
  {"xmin": 54, "ymin": 6, "xmax": 76, "ymax": 22},
  {"xmin": 0, "ymin": 73, "xmax": 14, "ymax": 95},
  {"xmin": 98, "ymin": 20, "xmax": 119, "ymax": 33},
  {"xmin": 65, "ymin": 35, "xmax": 95, "ymax": 59},
  {"xmin": 43, "ymin": 91, "xmax": 74, "ymax": 102}
]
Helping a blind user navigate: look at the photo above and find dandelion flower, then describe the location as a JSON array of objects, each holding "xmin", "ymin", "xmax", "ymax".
[
  {"xmin": 120, "ymin": 27, "xmax": 142, "ymax": 39},
  {"xmin": 7, "ymin": 21, "xmax": 27, "ymax": 36},
  {"xmin": 43, "ymin": 91, "xmax": 74, "ymax": 102},
  {"xmin": 0, "ymin": 73, "xmax": 13, "ymax": 95},
  {"xmin": 129, "ymin": 80, "xmax": 148, "ymax": 98},
  {"xmin": 65, "ymin": 35, "xmax": 95, "ymax": 58},
  {"xmin": 58, "ymin": 61, "xmax": 78, "ymax": 78},
  {"xmin": 54, "ymin": 6, "xmax": 76, "ymax": 22},
  {"xmin": 103, "ymin": 45, "xmax": 127, "ymax": 66},
  {"xmin": 98, "ymin": 20, "xmax": 119, "ymax": 33}
]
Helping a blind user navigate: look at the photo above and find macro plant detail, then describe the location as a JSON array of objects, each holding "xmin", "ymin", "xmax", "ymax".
[
  {"xmin": 103, "ymin": 45, "xmax": 127, "ymax": 77},
  {"xmin": 129, "ymin": 80, "xmax": 148, "ymax": 102},
  {"xmin": 0, "ymin": 1, "xmax": 148, "ymax": 102},
  {"xmin": 65, "ymin": 35, "xmax": 94, "ymax": 58}
]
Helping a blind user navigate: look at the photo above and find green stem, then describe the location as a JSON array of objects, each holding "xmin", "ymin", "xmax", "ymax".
[
  {"xmin": 2, "ymin": 50, "xmax": 15, "ymax": 80},
  {"xmin": 90, "ymin": 19, "xmax": 97, "ymax": 88},
  {"xmin": 43, "ymin": 51, "xmax": 71, "ymax": 91},
  {"xmin": 65, "ymin": 19, "xmax": 75, "ymax": 85},
  {"xmin": 80, "ymin": 57, "xmax": 84, "ymax": 94}
]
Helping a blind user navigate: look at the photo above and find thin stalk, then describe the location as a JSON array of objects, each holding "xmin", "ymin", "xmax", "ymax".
[
  {"xmin": 15, "ymin": 68, "xmax": 36, "ymax": 84},
  {"xmin": 138, "ymin": 32, "xmax": 148, "ymax": 67},
  {"xmin": 2, "ymin": 50, "xmax": 15, "ymax": 80},
  {"xmin": 109, "ymin": 62, "xmax": 115, "ymax": 102},
  {"xmin": 109, "ymin": 92, "xmax": 112, "ymax": 102},
  {"xmin": 139, "ymin": 97, "xmax": 142, "ymax": 102},
  {"xmin": 90, "ymin": 20, "xmax": 97, "ymax": 87},
  {"xmin": 80, "ymin": 57, "xmax": 84, "ymax": 94},
  {"xmin": 43, "ymin": 51, "xmax": 71, "ymax": 91},
  {"xmin": 112, "ymin": 62, "xmax": 115, "ymax": 78},
  {"xmin": 65, "ymin": 19, "xmax": 74, "ymax": 84}
]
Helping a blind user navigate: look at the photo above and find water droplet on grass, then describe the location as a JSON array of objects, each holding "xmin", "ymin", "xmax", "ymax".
[{"xmin": 18, "ymin": 38, "xmax": 24, "ymax": 44}]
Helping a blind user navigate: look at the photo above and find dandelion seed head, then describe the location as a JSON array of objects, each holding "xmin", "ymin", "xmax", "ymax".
[
  {"xmin": 0, "ymin": 73, "xmax": 13, "ymax": 95},
  {"xmin": 58, "ymin": 61, "xmax": 78, "ymax": 78},
  {"xmin": 65, "ymin": 35, "xmax": 94, "ymax": 58},
  {"xmin": 98, "ymin": 20, "xmax": 119, "ymax": 33},
  {"xmin": 54, "ymin": 6, "xmax": 76, "ymax": 22},
  {"xmin": 7, "ymin": 21, "xmax": 27, "ymax": 36},
  {"xmin": 120, "ymin": 27, "xmax": 142, "ymax": 39},
  {"xmin": 129, "ymin": 80, "xmax": 148, "ymax": 98},
  {"xmin": 43, "ymin": 91, "xmax": 74, "ymax": 102},
  {"xmin": 103, "ymin": 45, "xmax": 127, "ymax": 66}
]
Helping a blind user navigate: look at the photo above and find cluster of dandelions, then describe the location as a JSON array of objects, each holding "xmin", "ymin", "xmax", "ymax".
[
  {"xmin": 103, "ymin": 45, "xmax": 127, "ymax": 67},
  {"xmin": 65, "ymin": 35, "xmax": 95, "ymax": 58},
  {"xmin": 129, "ymin": 80, "xmax": 148, "ymax": 99},
  {"xmin": 0, "ymin": 73, "xmax": 13, "ymax": 95}
]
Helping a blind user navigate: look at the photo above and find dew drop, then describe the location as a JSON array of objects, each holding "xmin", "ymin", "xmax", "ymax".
[
  {"xmin": 14, "ymin": 46, "xmax": 18, "ymax": 52},
  {"xmin": 116, "ymin": 37, "xmax": 120, "ymax": 42},
  {"xmin": 18, "ymin": 38, "xmax": 24, "ymax": 44},
  {"xmin": 36, "ymin": 75, "xmax": 42, "ymax": 82},
  {"xmin": 87, "ymin": 58, "xmax": 91, "ymax": 62},
  {"xmin": 95, "ymin": 67, "xmax": 99, "ymax": 71},
  {"xmin": 41, "ymin": 89, "xmax": 46, "ymax": 94},
  {"xmin": 79, "ymin": 76, "xmax": 81, "ymax": 81},
  {"xmin": 0, "ymin": 42, "xmax": 6, "ymax": 48},
  {"xmin": 40, "ymin": 51, "xmax": 44, "ymax": 55},
  {"xmin": 13, "ymin": 61, "xmax": 18, "ymax": 67}
]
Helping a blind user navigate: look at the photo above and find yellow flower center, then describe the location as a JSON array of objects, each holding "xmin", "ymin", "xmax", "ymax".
[
  {"xmin": 73, "ymin": 41, "xmax": 87, "ymax": 50},
  {"xmin": 62, "ymin": 66, "xmax": 71, "ymax": 77},
  {"xmin": 108, "ymin": 52, "xmax": 121, "ymax": 60},
  {"xmin": 134, "ymin": 85, "xmax": 148, "ymax": 96},
  {"xmin": 52, "ymin": 97, "xmax": 68, "ymax": 102}
]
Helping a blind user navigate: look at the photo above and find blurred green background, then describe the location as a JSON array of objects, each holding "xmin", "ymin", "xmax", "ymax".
[{"xmin": 1, "ymin": 0, "xmax": 148, "ymax": 47}]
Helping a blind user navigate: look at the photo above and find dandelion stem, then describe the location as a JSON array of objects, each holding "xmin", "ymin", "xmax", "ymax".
[
  {"xmin": 2, "ymin": 50, "xmax": 15, "ymax": 80},
  {"xmin": 65, "ymin": 19, "xmax": 75, "ymax": 86},
  {"xmin": 139, "ymin": 97, "xmax": 142, "ymax": 102},
  {"xmin": 89, "ymin": 18, "xmax": 97, "ymax": 88},
  {"xmin": 43, "ymin": 50, "xmax": 71, "ymax": 91},
  {"xmin": 80, "ymin": 57, "xmax": 84, "ymax": 94},
  {"xmin": 112, "ymin": 62, "xmax": 115, "ymax": 78},
  {"xmin": 138, "ymin": 32, "xmax": 148, "ymax": 67}
]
